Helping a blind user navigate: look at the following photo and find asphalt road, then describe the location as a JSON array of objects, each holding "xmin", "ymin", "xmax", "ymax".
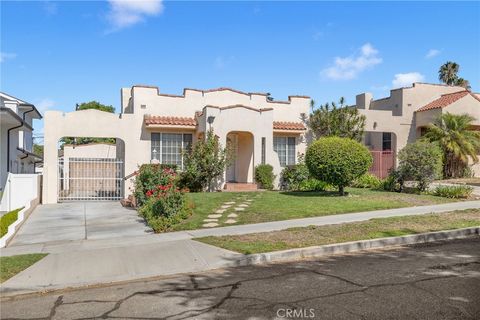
[{"xmin": 1, "ymin": 237, "xmax": 479, "ymax": 320}]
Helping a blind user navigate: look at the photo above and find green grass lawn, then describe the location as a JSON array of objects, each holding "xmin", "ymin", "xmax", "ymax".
[
  {"xmin": 196, "ymin": 209, "xmax": 480, "ymax": 254},
  {"xmin": 173, "ymin": 188, "xmax": 455, "ymax": 231},
  {"xmin": 0, "ymin": 207, "xmax": 23, "ymax": 237},
  {"xmin": 0, "ymin": 253, "xmax": 48, "ymax": 283}
]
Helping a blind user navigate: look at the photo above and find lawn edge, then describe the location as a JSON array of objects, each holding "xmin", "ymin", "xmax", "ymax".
[{"xmin": 223, "ymin": 226, "xmax": 480, "ymax": 266}]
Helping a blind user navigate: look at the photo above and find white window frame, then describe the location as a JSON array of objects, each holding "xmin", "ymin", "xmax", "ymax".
[
  {"xmin": 273, "ymin": 136, "xmax": 296, "ymax": 167},
  {"xmin": 151, "ymin": 133, "xmax": 192, "ymax": 169}
]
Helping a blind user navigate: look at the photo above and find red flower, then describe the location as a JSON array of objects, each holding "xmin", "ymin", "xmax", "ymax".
[{"xmin": 146, "ymin": 190, "xmax": 153, "ymax": 197}]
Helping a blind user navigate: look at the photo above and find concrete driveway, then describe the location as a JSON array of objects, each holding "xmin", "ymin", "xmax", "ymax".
[{"xmin": 8, "ymin": 202, "xmax": 152, "ymax": 246}]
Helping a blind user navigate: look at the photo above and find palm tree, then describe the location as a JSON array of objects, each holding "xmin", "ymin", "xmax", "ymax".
[
  {"xmin": 438, "ymin": 61, "xmax": 460, "ymax": 85},
  {"xmin": 455, "ymin": 77, "xmax": 471, "ymax": 91},
  {"xmin": 423, "ymin": 113, "xmax": 480, "ymax": 178}
]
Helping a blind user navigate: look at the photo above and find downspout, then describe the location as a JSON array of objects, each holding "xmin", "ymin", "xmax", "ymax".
[{"xmin": 7, "ymin": 105, "xmax": 35, "ymax": 172}]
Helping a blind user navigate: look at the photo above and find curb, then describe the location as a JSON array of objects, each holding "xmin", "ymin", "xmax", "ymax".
[{"xmin": 230, "ymin": 227, "xmax": 480, "ymax": 266}]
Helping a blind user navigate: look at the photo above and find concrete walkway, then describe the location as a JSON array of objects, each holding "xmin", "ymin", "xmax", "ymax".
[{"xmin": 1, "ymin": 200, "xmax": 479, "ymax": 297}]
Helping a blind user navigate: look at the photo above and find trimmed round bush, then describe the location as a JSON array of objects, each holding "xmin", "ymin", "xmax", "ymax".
[
  {"xmin": 255, "ymin": 164, "xmax": 275, "ymax": 190},
  {"xmin": 305, "ymin": 137, "xmax": 372, "ymax": 195}
]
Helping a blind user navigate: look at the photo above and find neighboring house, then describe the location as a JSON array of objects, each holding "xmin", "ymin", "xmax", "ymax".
[
  {"xmin": 0, "ymin": 92, "xmax": 42, "ymax": 211},
  {"xmin": 62, "ymin": 143, "xmax": 118, "ymax": 159},
  {"xmin": 355, "ymin": 82, "xmax": 480, "ymax": 177},
  {"xmin": 42, "ymin": 86, "xmax": 310, "ymax": 203}
]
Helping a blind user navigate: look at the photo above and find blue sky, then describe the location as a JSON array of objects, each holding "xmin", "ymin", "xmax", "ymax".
[{"xmin": 1, "ymin": 1, "xmax": 479, "ymax": 137}]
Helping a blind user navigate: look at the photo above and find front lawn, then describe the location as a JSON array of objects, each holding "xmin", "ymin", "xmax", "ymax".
[
  {"xmin": 172, "ymin": 188, "xmax": 456, "ymax": 231},
  {"xmin": 0, "ymin": 207, "xmax": 23, "ymax": 237},
  {"xmin": 196, "ymin": 209, "xmax": 480, "ymax": 254},
  {"xmin": 0, "ymin": 253, "xmax": 48, "ymax": 283}
]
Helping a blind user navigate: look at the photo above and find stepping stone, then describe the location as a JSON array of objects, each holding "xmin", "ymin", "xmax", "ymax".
[
  {"xmin": 215, "ymin": 209, "xmax": 226, "ymax": 214},
  {"xmin": 225, "ymin": 219, "xmax": 237, "ymax": 224},
  {"xmin": 203, "ymin": 218, "xmax": 218, "ymax": 222},
  {"xmin": 245, "ymin": 199, "xmax": 253, "ymax": 202},
  {"xmin": 208, "ymin": 214, "xmax": 222, "ymax": 218},
  {"xmin": 227, "ymin": 213, "xmax": 238, "ymax": 218},
  {"xmin": 221, "ymin": 205, "xmax": 231, "ymax": 209},
  {"xmin": 234, "ymin": 207, "xmax": 245, "ymax": 211},
  {"xmin": 225, "ymin": 202, "xmax": 235, "ymax": 205},
  {"xmin": 238, "ymin": 204, "xmax": 249, "ymax": 207},
  {"xmin": 203, "ymin": 223, "xmax": 219, "ymax": 228}
]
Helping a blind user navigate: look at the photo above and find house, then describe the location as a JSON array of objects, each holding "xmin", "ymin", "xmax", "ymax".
[
  {"xmin": 355, "ymin": 82, "xmax": 480, "ymax": 177},
  {"xmin": 0, "ymin": 92, "xmax": 42, "ymax": 210},
  {"xmin": 42, "ymin": 86, "xmax": 310, "ymax": 203}
]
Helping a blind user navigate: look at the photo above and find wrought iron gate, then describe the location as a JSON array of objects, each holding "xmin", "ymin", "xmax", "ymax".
[{"xmin": 58, "ymin": 157, "xmax": 124, "ymax": 201}]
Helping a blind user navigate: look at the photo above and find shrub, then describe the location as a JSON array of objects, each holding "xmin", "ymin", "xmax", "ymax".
[
  {"xmin": 0, "ymin": 208, "xmax": 22, "ymax": 237},
  {"xmin": 305, "ymin": 137, "xmax": 372, "ymax": 195},
  {"xmin": 180, "ymin": 129, "xmax": 232, "ymax": 192},
  {"xmin": 351, "ymin": 173, "xmax": 382, "ymax": 189},
  {"xmin": 280, "ymin": 164, "xmax": 309, "ymax": 190},
  {"xmin": 376, "ymin": 170, "xmax": 404, "ymax": 192},
  {"xmin": 298, "ymin": 178, "xmax": 331, "ymax": 191},
  {"xmin": 255, "ymin": 164, "xmax": 275, "ymax": 190},
  {"xmin": 431, "ymin": 185, "xmax": 473, "ymax": 199},
  {"xmin": 133, "ymin": 164, "xmax": 178, "ymax": 207},
  {"xmin": 397, "ymin": 141, "xmax": 443, "ymax": 191}
]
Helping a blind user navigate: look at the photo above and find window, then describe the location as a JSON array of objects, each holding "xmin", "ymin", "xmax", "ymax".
[
  {"xmin": 382, "ymin": 132, "xmax": 392, "ymax": 151},
  {"xmin": 261, "ymin": 137, "xmax": 266, "ymax": 164},
  {"xmin": 151, "ymin": 133, "xmax": 192, "ymax": 169},
  {"xmin": 273, "ymin": 136, "xmax": 296, "ymax": 166}
]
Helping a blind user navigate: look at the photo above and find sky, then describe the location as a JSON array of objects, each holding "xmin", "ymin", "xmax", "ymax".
[{"xmin": 1, "ymin": 1, "xmax": 479, "ymax": 139}]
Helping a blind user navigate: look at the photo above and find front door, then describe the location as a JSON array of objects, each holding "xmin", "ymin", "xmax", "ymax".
[{"xmin": 226, "ymin": 134, "xmax": 238, "ymax": 182}]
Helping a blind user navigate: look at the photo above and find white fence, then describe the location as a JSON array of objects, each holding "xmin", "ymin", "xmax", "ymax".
[{"xmin": 0, "ymin": 173, "xmax": 41, "ymax": 212}]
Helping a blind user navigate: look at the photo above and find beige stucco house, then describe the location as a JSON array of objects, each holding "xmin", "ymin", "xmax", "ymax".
[
  {"xmin": 43, "ymin": 86, "xmax": 310, "ymax": 203},
  {"xmin": 355, "ymin": 82, "xmax": 480, "ymax": 176}
]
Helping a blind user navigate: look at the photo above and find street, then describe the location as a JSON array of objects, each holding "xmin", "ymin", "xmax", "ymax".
[{"xmin": 1, "ymin": 237, "xmax": 479, "ymax": 320}]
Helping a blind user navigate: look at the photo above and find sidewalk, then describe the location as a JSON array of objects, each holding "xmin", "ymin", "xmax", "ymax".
[{"xmin": 1, "ymin": 200, "xmax": 479, "ymax": 297}]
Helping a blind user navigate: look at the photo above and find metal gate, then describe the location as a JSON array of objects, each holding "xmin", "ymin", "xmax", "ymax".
[{"xmin": 58, "ymin": 157, "xmax": 124, "ymax": 201}]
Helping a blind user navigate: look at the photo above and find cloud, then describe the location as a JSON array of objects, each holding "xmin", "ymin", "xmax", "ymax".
[
  {"xmin": 392, "ymin": 72, "xmax": 425, "ymax": 88},
  {"xmin": 322, "ymin": 43, "xmax": 382, "ymax": 80},
  {"xmin": 214, "ymin": 56, "xmax": 235, "ymax": 69},
  {"xmin": 425, "ymin": 49, "xmax": 440, "ymax": 59},
  {"xmin": 36, "ymin": 98, "xmax": 56, "ymax": 113},
  {"xmin": 0, "ymin": 52, "xmax": 17, "ymax": 63},
  {"xmin": 43, "ymin": 1, "xmax": 58, "ymax": 16},
  {"xmin": 106, "ymin": 0, "xmax": 163, "ymax": 31}
]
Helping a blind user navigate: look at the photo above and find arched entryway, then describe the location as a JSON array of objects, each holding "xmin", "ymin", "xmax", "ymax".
[{"xmin": 226, "ymin": 131, "xmax": 254, "ymax": 183}]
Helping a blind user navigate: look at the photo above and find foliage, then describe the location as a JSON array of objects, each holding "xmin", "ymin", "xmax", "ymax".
[
  {"xmin": 280, "ymin": 155, "xmax": 331, "ymax": 191},
  {"xmin": 376, "ymin": 170, "xmax": 404, "ymax": 192},
  {"xmin": 133, "ymin": 164, "xmax": 178, "ymax": 207},
  {"xmin": 431, "ymin": 185, "xmax": 473, "ymax": 199},
  {"xmin": 0, "ymin": 208, "xmax": 22, "ymax": 237},
  {"xmin": 351, "ymin": 173, "xmax": 382, "ymax": 189},
  {"xmin": 305, "ymin": 137, "xmax": 372, "ymax": 195},
  {"xmin": 135, "ymin": 166, "xmax": 191, "ymax": 233},
  {"xmin": 423, "ymin": 113, "xmax": 480, "ymax": 178},
  {"xmin": 397, "ymin": 141, "xmax": 443, "ymax": 191},
  {"xmin": 180, "ymin": 129, "xmax": 232, "ymax": 192},
  {"xmin": 61, "ymin": 101, "xmax": 116, "ymax": 146},
  {"xmin": 255, "ymin": 164, "xmax": 275, "ymax": 190},
  {"xmin": 33, "ymin": 144, "xmax": 44, "ymax": 157},
  {"xmin": 298, "ymin": 178, "xmax": 331, "ymax": 191},
  {"xmin": 438, "ymin": 61, "xmax": 471, "ymax": 90},
  {"xmin": 309, "ymin": 97, "xmax": 366, "ymax": 142}
]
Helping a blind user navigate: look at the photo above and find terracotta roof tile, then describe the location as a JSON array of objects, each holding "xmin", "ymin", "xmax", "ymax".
[
  {"xmin": 417, "ymin": 90, "xmax": 472, "ymax": 112},
  {"xmin": 273, "ymin": 121, "xmax": 306, "ymax": 131},
  {"xmin": 144, "ymin": 115, "xmax": 197, "ymax": 127}
]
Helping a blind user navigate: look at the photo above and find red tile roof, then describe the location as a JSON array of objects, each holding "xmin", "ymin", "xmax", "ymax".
[
  {"xmin": 273, "ymin": 121, "xmax": 306, "ymax": 131},
  {"xmin": 417, "ymin": 90, "xmax": 473, "ymax": 112},
  {"xmin": 144, "ymin": 115, "xmax": 197, "ymax": 127}
]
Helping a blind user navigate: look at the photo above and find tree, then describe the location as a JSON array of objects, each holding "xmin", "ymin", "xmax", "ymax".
[
  {"xmin": 397, "ymin": 141, "xmax": 443, "ymax": 191},
  {"xmin": 423, "ymin": 113, "xmax": 480, "ymax": 178},
  {"xmin": 33, "ymin": 144, "xmax": 44, "ymax": 157},
  {"xmin": 61, "ymin": 101, "xmax": 116, "ymax": 146},
  {"xmin": 305, "ymin": 137, "xmax": 372, "ymax": 195},
  {"xmin": 180, "ymin": 130, "xmax": 233, "ymax": 192},
  {"xmin": 309, "ymin": 97, "xmax": 366, "ymax": 142},
  {"xmin": 438, "ymin": 61, "xmax": 471, "ymax": 90}
]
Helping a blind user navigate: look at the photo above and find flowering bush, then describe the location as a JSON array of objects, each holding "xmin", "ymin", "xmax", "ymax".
[{"xmin": 134, "ymin": 164, "xmax": 191, "ymax": 232}]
